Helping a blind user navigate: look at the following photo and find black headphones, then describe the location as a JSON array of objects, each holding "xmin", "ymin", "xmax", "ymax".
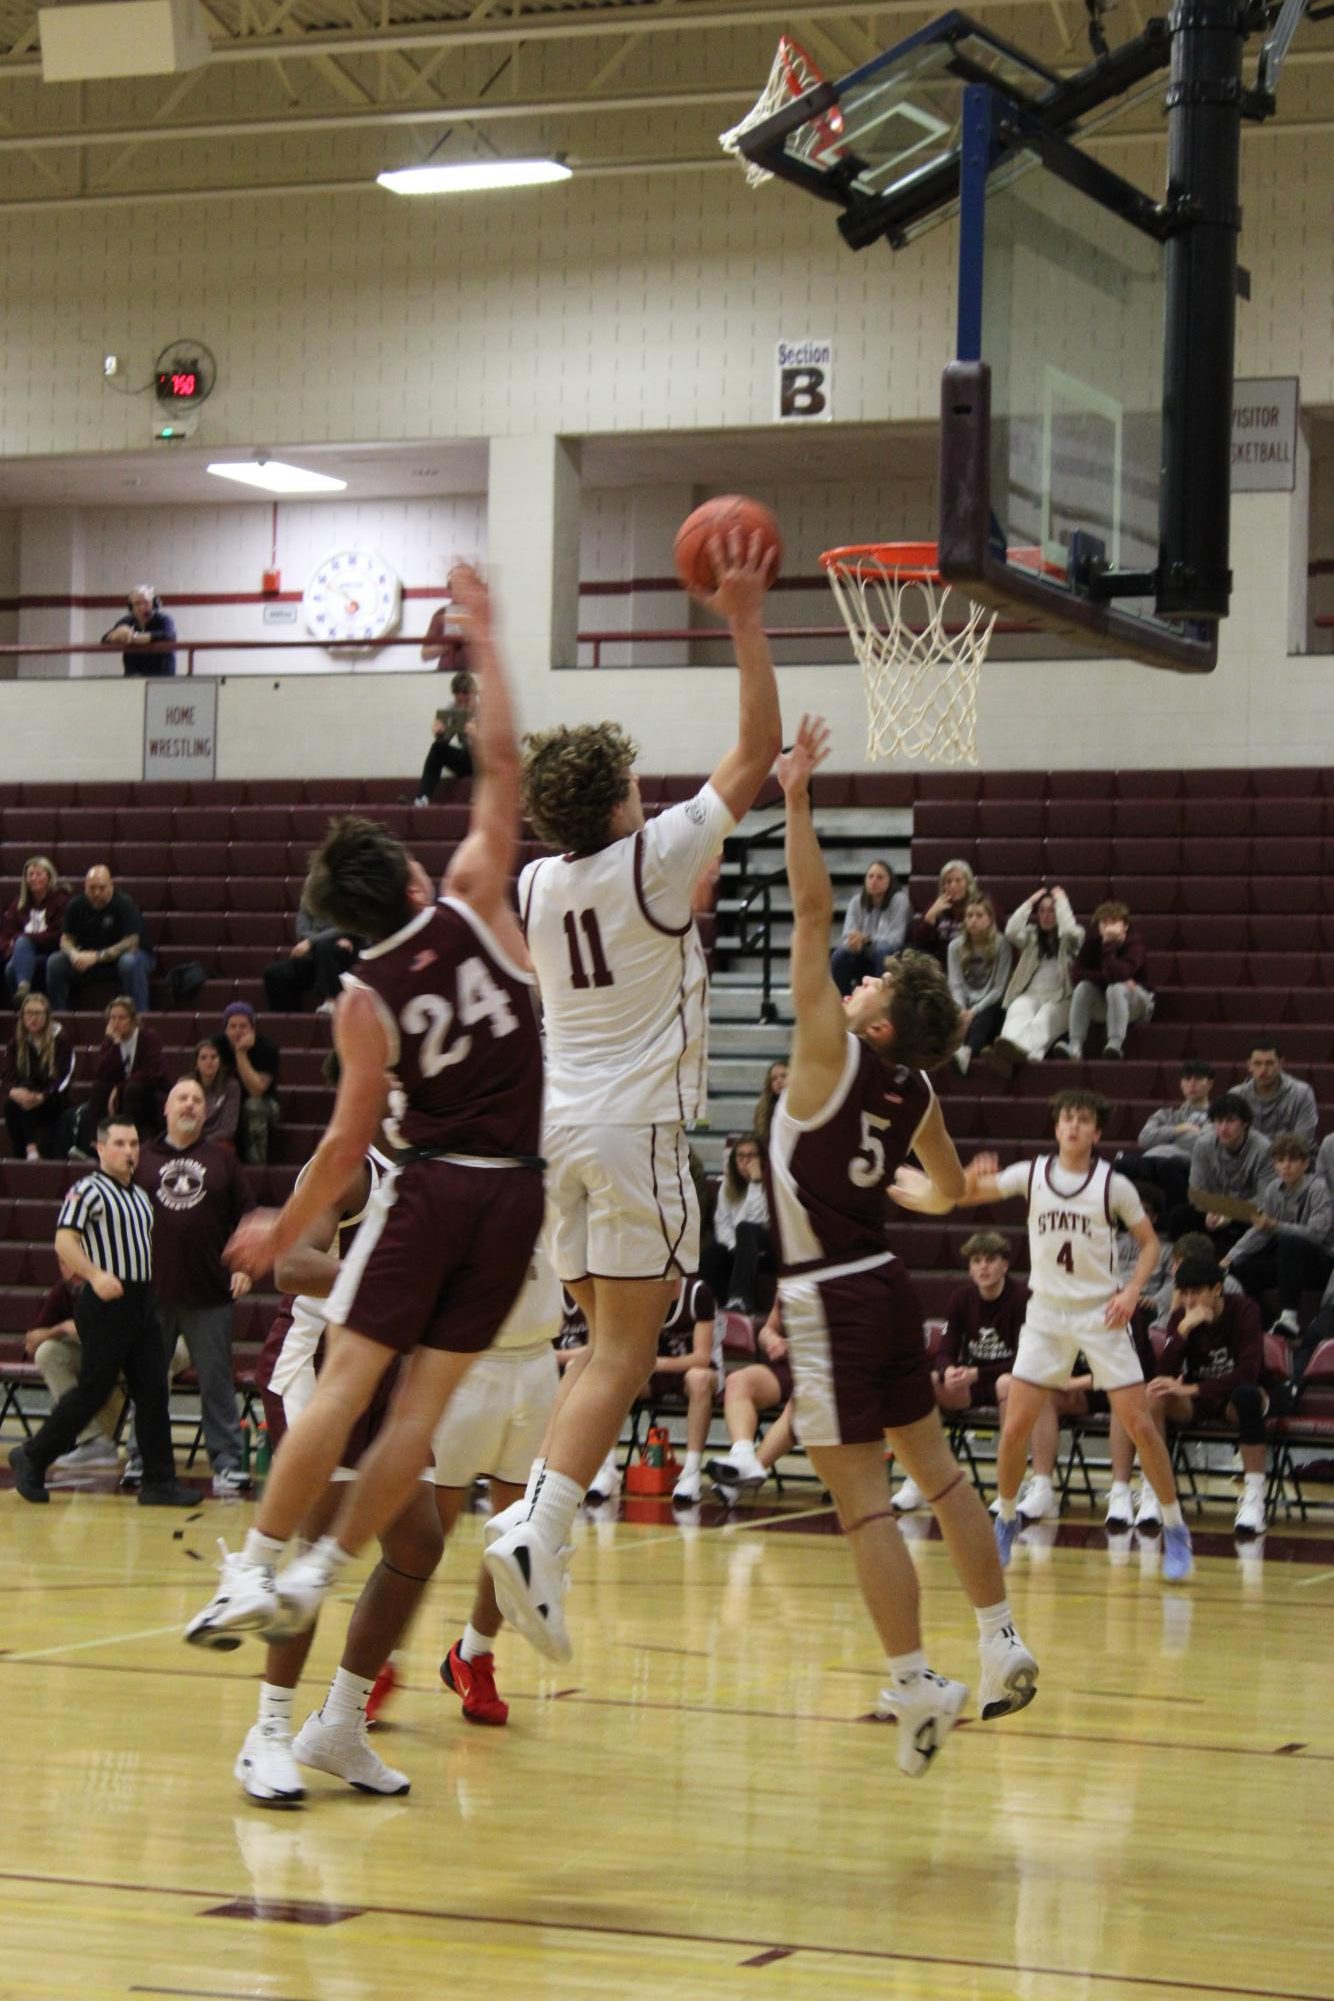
[{"xmin": 127, "ymin": 594, "xmax": 162, "ymax": 612}]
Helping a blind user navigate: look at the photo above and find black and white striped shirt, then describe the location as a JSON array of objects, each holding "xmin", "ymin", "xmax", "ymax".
[{"xmin": 57, "ymin": 1171, "xmax": 154, "ymax": 1284}]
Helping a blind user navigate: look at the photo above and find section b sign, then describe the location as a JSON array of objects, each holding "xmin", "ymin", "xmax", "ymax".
[{"xmin": 776, "ymin": 339, "xmax": 833, "ymax": 422}]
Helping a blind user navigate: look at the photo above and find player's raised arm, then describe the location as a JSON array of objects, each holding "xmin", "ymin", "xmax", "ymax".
[
  {"xmin": 695, "ymin": 531, "xmax": 784, "ymax": 822},
  {"xmin": 893, "ymin": 1148, "xmax": 1005, "ymax": 1213},
  {"xmin": 441, "ymin": 564, "xmax": 525, "ymax": 934},
  {"xmin": 777, "ymin": 715, "xmax": 847, "ymax": 1119}
]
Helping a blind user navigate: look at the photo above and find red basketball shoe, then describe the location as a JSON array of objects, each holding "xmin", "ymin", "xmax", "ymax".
[
  {"xmin": 365, "ymin": 1658, "xmax": 399, "ymax": 1726},
  {"xmin": 441, "ymin": 1640, "xmax": 509, "ymax": 1726}
]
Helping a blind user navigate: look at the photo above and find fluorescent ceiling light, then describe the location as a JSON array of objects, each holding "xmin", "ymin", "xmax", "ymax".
[
  {"xmin": 378, "ymin": 160, "xmax": 571, "ymax": 195},
  {"xmin": 206, "ymin": 459, "xmax": 347, "ymax": 495}
]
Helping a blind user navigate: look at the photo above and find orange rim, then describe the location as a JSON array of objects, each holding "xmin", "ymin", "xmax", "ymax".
[
  {"xmin": 778, "ymin": 34, "xmax": 846, "ymax": 155},
  {"xmin": 821, "ymin": 541, "xmax": 941, "ymax": 585}
]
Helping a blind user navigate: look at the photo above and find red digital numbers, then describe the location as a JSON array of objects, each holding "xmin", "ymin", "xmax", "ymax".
[
  {"xmin": 172, "ymin": 372, "xmax": 197, "ymax": 396},
  {"xmin": 158, "ymin": 369, "xmax": 200, "ymax": 400}
]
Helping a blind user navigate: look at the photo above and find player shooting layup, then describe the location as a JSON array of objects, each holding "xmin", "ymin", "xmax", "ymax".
[
  {"xmin": 185, "ymin": 565, "xmax": 545, "ymax": 1648},
  {"xmin": 772, "ymin": 715, "xmax": 1037, "ymax": 1777},
  {"xmin": 484, "ymin": 529, "xmax": 782, "ymax": 1661}
]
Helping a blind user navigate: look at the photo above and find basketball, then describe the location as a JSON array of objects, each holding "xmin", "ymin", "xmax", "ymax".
[{"xmin": 673, "ymin": 494, "xmax": 783, "ymax": 595}]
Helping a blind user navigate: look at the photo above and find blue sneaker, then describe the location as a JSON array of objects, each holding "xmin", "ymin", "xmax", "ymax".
[
  {"xmin": 994, "ymin": 1513, "xmax": 1021, "ymax": 1569},
  {"xmin": 1162, "ymin": 1522, "xmax": 1195, "ymax": 1583}
]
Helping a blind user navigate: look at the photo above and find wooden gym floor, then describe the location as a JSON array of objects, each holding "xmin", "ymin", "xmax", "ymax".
[{"xmin": 2, "ymin": 1480, "xmax": 1332, "ymax": 2001}]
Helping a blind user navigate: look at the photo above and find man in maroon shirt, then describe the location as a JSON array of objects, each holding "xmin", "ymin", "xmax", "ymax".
[
  {"xmin": 138, "ymin": 1077, "xmax": 254, "ymax": 1496},
  {"xmin": 186, "ymin": 563, "xmax": 543, "ymax": 1654},
  {"xmin": 892, "ymin": 1233, "xmax": 1033, "ymax": 1512},
  {"xmin": 79, "ymin": 996, "xmax": 168, "ymax": 1147},
  {"xmin": 1058, "ymin": 900, "xmax": 1152, "ymax": 1060},
  {"xmin": 1150, "ymin": 1253, "xmax": 1269, "ymax": 1535}
]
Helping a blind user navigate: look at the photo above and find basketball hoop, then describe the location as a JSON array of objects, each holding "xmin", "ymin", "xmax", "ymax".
[
  {"xmin": 820, "ymin": 542, "xmax": 997, "ymax": 767},
  {"xmin": 720, "ymin": 34, "xmax": 846, "ymax": 188}
]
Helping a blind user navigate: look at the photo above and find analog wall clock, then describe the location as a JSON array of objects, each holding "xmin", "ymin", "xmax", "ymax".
[{"xmin": 303, "ymin": 548, "xmax": 402, "ymax": 645}]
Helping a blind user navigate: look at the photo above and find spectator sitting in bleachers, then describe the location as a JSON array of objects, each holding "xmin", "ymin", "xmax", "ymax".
[
  {"xmin": 751, "ymin": 1057, "xmax": 788, "ymax": 1146},
  {"xmin": 702, "ymin": 1133, "xmax": 771, "ymax": 1315},
  {"xmin": 194, "ymin": 1036, "xmax": 241, "ymax": 1147},
  {"xmin": 1057, "ymin": 899, "xmax": 1153, "ymax": 1060},
  {"xmin": 645, "ymin": 1274, "xmax": 721, "ymax": 1506},
  {"xmin": 909, "ymin": 857, "xmax": 977, "ymax": 964},
  {"xmin": 221, "ymin": 1000, "xmax": 281, "ymax": 1165},
  {"xmin": 946, "ymin": 894, "xmax": 1013, "ymax": 1075},
  {"xmin": 704, "ymin": 1302, "xmax": 796, "ymax": 1499},
  {"xmin": 413, "ymin": 669, "xmax": 478, "ymax": 804},
  {"xmin": 3, "ymin": 992, "xmax": 75, "ymax": 1161},
  {"xmin": 45, "ymin": 863, "xmax": 152, "ymax": 1017},
  {"xmin": 1222, "ymin": 1131, "xmax": 1334, "ymax": 1338},
  {"xmin": 1, "ymin": 854, "xmax": 68, "ymax": 1003},
  {"xmin": 830, "ymin": 860, "xmax": 911, "ymax": 995},
  {"xmin": 1151, "ymin": 1228, "xmax": 1247, "ymax": 1324},
  {"xmin": 1184, "ymin": 1092, "xmax": 1272, "ymax": 1255},
  {"xmin": 891, "ymin": 1232, "xmax": 1052, "ymax": 1517},
  {"xmin": 262, "ymin": 903, "xmax": 360, "ymax": 1016},
  {"xmin": 75, "ymin": 996, "xmax": 167, "ymax": 1150},
  {"xmin": 984, "ymin": 885, "xmax": 1084, "ymax": 1079},
  {"xmin": 1234, "ymin": 1038, "xmax": 1318, "ymax": 1143},
  {"xmin": 1149, "ymin": 1254, "xmax": 1268, "ymax": 1536},
  {"xmin": 1115, "ymin": 1060, "xmax": 1217, "ymax": 1215},
  {"xmin": 23, "ymin": 1260, "xmax": 121, "ymax": 1469},
  {"xmin": 1119, "ymin": 1181, "xmax": 1171, "ymax": 1300}
]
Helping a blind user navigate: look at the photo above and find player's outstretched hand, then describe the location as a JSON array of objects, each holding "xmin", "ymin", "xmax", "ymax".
[
  {"xmin": 890, "ymin": 1166, "xmax": 955, "ymax": 1215},
  {"xmin": 691, "ymin": 527, "xmax": 778, "ymax": 623},
  {"xmin": 225, "ymin": 1207, "xmax": 282, "ymax": 1282},
  {"xmin": 446, "ymin": 561, "xmax": 492, "ymax": 634},
  {"xmin": 776, "ymin": 714, "xmax": 831, "ymax": 799},
  {"xmin": 964, "ymin": 1151, "xmax": 1000, "ymax": 1194}
]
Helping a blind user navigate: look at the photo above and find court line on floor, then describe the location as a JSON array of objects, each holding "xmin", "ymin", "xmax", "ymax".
[
  {"xmin": 4, "ymin": 1620, "xmax": 186, "ymax": 1662},
  {"xmin": 1294, "ymin": 1569, "xmax": 1334, "ymax": 1587},
  {"xmin": 3, "ymin": 1867, "xmax": 1330, "ymax": 2001}
]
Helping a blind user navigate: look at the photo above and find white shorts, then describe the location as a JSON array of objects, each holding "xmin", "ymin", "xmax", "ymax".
[
  {"xmin": 545, "ymin": 1121, "xmax": 700, "ymax": 1283},
  {"xmin": 430, "ymin": 1343, "xmax": 559, "ymax": 1488},
  {"xmin": 1013, "ymin": 1319, "xmax": 1145, "ymax": 1394}
]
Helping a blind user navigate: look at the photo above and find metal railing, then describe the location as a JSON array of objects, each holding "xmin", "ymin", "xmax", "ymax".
[{"xmin": 0, "ymin": 635, "xmax": 469, "ymax": 675}]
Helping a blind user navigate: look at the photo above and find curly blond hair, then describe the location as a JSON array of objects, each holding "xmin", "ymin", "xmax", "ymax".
[{"xmin": 521, "ymin": 723, "xmax": 638, "ymax": 852}]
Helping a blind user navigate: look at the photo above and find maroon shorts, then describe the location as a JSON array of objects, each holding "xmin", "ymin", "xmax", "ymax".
[
  {"xmin": 765, "ymin": 1355, "xmax": 795, "ymax": 1407},
  {"xmin": 779, "ymin": 1256, "xmax": 935, "ymax": 1447},
  {"xmin": 326, "ymin": 1158, "xmax": 545, "ymax": 1357}
]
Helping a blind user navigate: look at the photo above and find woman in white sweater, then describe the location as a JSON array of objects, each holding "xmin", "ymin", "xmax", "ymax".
[
  {"xmin": 984, "ymin": 886, "xmax": 1085, "ymax": 1079},
  {"xmin": 946, "ymin": 894, "xmax": 1014, "ymax": 1075}
]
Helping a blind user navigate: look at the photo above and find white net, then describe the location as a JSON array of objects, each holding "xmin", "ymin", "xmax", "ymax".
[
  {"xmin": 719, "ymin": 36, "xmax": 842, "ymax": 188},
  {"xmin": 821, "ymin": 545, "xmax": 998, "ymax": 767}
]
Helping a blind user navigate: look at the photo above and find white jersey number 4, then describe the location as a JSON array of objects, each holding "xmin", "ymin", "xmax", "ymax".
[{"xmin": 401, "ymin": 955, "xmax": 519, "ymax": 1076}]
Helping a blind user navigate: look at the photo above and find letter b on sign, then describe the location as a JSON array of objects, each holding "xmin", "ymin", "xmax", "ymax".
[{"xmin": 780, "ymin": 368, "xmax": 827, "ymax": 418}]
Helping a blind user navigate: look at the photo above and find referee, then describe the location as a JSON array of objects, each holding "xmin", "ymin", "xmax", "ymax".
[{"xmin": 10, "ymin": 1115, "xmax": 194, "ymax": 1506}]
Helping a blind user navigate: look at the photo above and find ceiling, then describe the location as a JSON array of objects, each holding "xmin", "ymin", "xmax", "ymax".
[
  {"xmin": 0, "ymin": 422, "xmax": 939, "ymax": 503},
  {"xmin": 0, "ymin": 0, "xmax": 1327, "ymax": 211}
]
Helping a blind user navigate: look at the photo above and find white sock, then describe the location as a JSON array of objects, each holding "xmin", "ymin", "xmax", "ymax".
[
  {"xmin": 1243, "ymin": 1471, "xmax": 1266, "ymax": 1500},
  {"xmin": 523, "ymin": 1457, "xmax": 545, "ymax": 1507},
  {"xmin": 244, "ymin": 1529, "xmax": 286, "ymax": 1569},
  {"xmin": 1161, "ymin": 1500, "xmax": 1185, "ymax": 1530},
  {"xmin": 1109, "ymin": 1480, "xmax": 1133, "ymax": 1504},
  {"xmin": 321, "ymin": 1665, "xmax": 373, "ymax": 1729},
  {"xmin": 996, "ymin": 1495, "xmax": 1019, "ymax": 1522},
  {"xmin": 974, "ymin": 1600, "xmax": 1013, "ymax": 1641},
  {"xmin": 460, "ymin": 1622, "xmax": 494, "ymax": 1663},
  {"xmin": 886, "ymin": 1648, "xmax": 928, "ymax": 1690},
  {"xmin": 731, "ymin": 1438, "xmax": 763, "ymax": 1475},
  {"xmin": 681, "ymin": 1451, "xmax": 702, "ymax": 1478},
  {"xmin": 530, "ymin": 1468, "xmax": 584, "ymax": 1552},
  {"xmin": 1276, "ymin": 1310, "xmax": 1299, "ymax": 1333},
  {"xmin": 307, "ymin": 1534, "xmax": 352, "ymax": 1579},
  {"xmin": 257, "ymin": 1681, "xmax": 294, "ymax": 1733}
]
